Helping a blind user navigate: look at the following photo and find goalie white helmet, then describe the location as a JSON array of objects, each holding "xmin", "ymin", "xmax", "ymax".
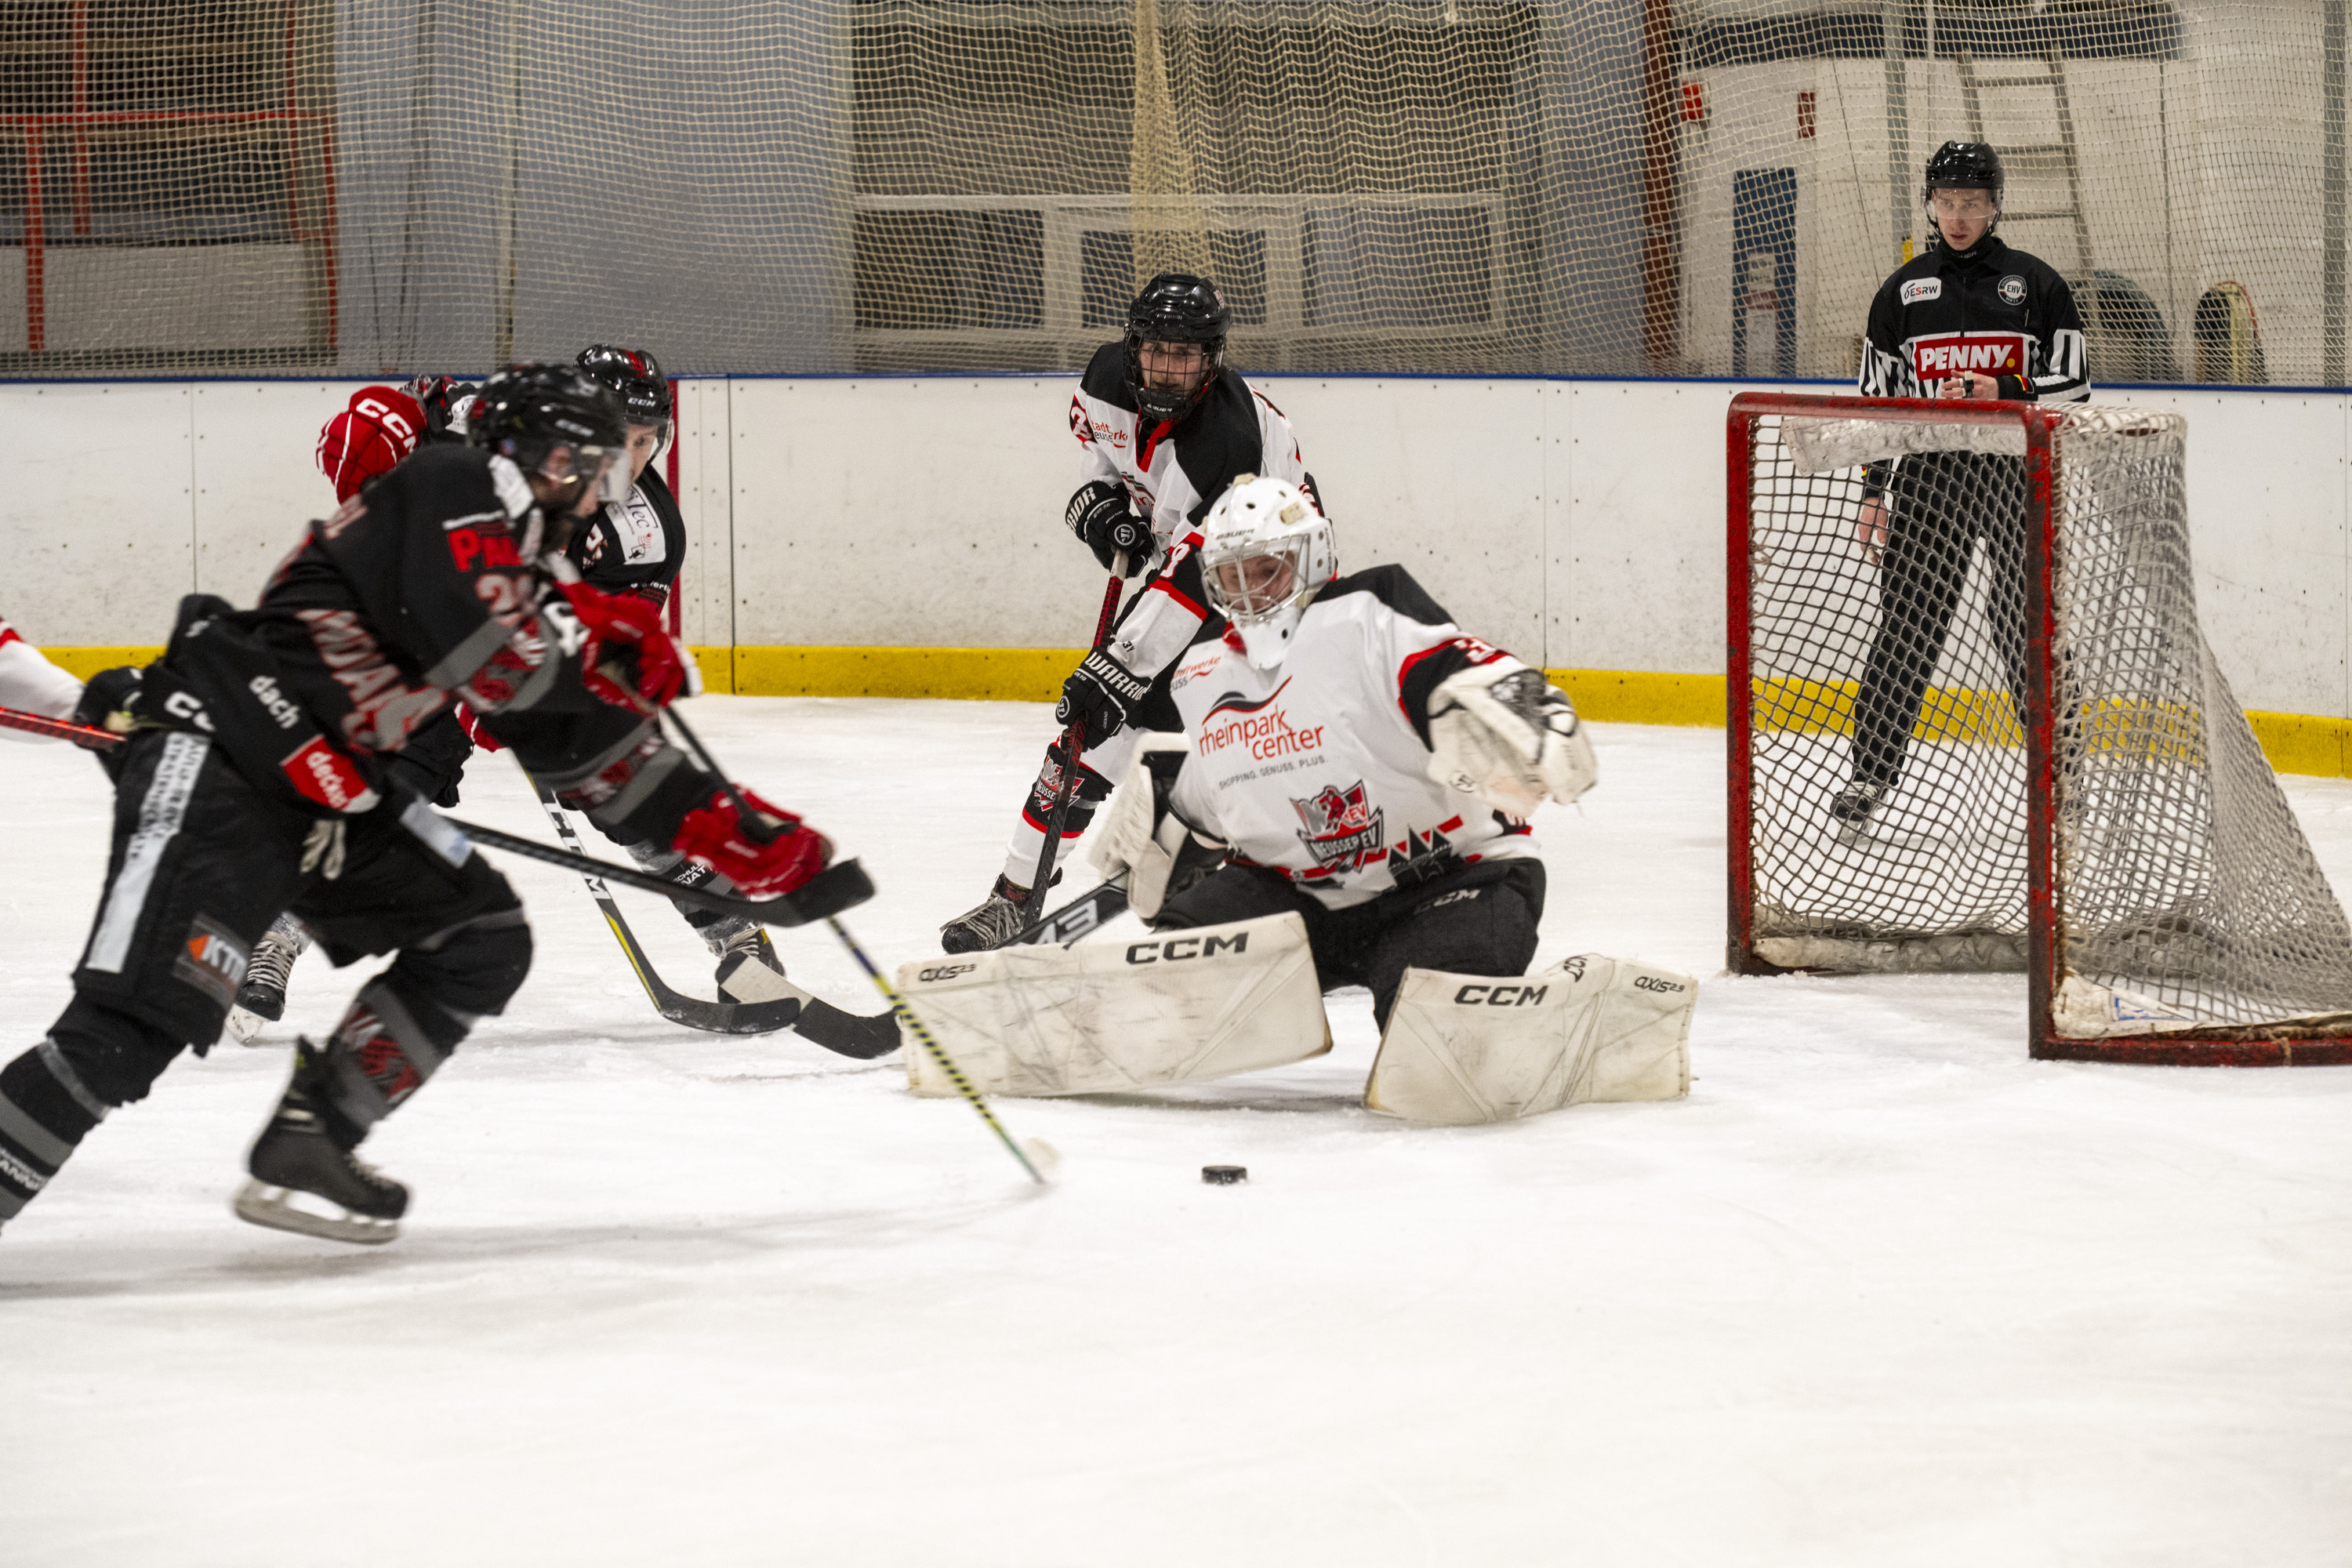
[{"xmin": 1199, "ymin": 474, "xmax": 1337, "ymax": 670}]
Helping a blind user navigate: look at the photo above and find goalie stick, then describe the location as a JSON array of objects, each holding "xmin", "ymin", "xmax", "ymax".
[{"xmin": 523, "ymin": 774, "xmax": 898, "ymax": 1055}]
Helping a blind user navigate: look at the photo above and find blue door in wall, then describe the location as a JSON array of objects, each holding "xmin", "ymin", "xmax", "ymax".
[{"xmin": 1733, "ymin": 169, "xmax": 1798, "ymax": 379}]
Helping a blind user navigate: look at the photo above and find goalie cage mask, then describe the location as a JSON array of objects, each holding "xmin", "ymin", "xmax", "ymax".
[{"xmin": 1200, "ymin": 474, "xmax": 1337, "ymax": 671}]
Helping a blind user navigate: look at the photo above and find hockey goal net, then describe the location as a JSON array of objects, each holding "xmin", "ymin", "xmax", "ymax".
[{"xmin": 1729, "ymin": 393, "xmax": 2352, "ymax": 1066}]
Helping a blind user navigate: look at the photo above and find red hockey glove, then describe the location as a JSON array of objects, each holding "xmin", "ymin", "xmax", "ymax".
[
  {"xmin": 317, "ymin": 386, "xmax": 425, "ymax": 502},
  {"xmin": 454, "ymin": 701, "xmax": 503, "ymax": 754},
  {"xmin": 560, "ymin": 579, "xmax": 691, "ymax": 713},
  {"xmin": 673, "ymin": 785, "xmax": 832, "ymax": 898}
]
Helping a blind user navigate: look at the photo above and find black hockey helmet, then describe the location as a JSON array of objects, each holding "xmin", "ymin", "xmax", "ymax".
[
  {"xmin": 1923, "ymin": 141, "xmax": 2004, "ymax": 233},
  {"xmin": 1123, "ymin": 273, "xmax": 1229, "ymax": 424},
  {"xmin": 405, "ymin": 373, "xmax": 479, "ymax": 445},
  {"xmin": 470, "ymin": 363, "xmax": 631, "ymax": 506},
  {"xmin": 575, "ymin": 343, "xmax": 673, "ymax": 436}
]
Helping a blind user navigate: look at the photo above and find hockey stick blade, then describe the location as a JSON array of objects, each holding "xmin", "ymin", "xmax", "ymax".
[
  {"xmin": 521, "ymin": 778, "xmax": 895, "ymax": 1051},
  {"xmin": 445, "ymin": 815, "xmax": 873, "ymax": 927},
  {"xmin": 1007, "ymin": 878, "xmax": 1131, "ymax": 947}
]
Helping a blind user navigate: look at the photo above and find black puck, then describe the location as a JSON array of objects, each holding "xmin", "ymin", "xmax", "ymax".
[{"xmin": 1201, "ymin": 1165, "xmax": 1247, "ymax": 1185}]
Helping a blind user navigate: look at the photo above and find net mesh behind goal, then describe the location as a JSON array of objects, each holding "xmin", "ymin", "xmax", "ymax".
[
  {"xmin": 1730, "ymin": 394, "xmax": 2352, "ymax": 1065},
  {"xmin": 0, "ymin": 2, "xmax": 2345, "ymax": 381}
]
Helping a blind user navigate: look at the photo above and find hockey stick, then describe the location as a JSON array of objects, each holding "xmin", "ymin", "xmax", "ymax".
[
  {"xmin": 1008, "ymin": 876, "xmax": 1131, "ymax": 947},
  {"xmin": 828, "ymin": 916, "xmax": 1055, "ymax": 1185},
  {"xmin": 1024, "ymin": 556, "xmax": 1129, "ymax": 927},
  {"xmin": 521, "ymin": 771, "xmax": 896, "ymax": 1054},
  {"xmin": 658, "ymin": 706, "xmax": 1054, "ymax": 1185},
  {"xmin": 21, "ymin": 704, "xmax": 877, "ymax": 929},
  {"xmin": 0, "ymin": 707, "xmax": 118, "ymax": 746}
]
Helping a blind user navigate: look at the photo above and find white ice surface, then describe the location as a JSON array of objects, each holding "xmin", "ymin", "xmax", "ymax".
[{"xmin": 4, "ymin": 700, "xmax": 2348, "ymax": 1566}]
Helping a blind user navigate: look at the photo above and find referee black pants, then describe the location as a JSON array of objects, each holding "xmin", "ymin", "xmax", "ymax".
[{"xmin": 1851, "ymin": 452, "xmax": 2030, "ymax": 789}]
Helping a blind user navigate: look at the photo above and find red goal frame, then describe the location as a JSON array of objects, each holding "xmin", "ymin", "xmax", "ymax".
[{"xmin": 1726, "ymin": 391, "xmax": 2352, "ymax": 1067}]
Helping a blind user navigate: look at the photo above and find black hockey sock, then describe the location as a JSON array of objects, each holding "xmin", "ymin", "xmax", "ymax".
[
  {"xmin": 0, "ymin": 1043, "xmax": 110, "ymax": 1225},
  {"xmin": 307, "ymin": 978, "xmax": 464, "ymax": 1143}
]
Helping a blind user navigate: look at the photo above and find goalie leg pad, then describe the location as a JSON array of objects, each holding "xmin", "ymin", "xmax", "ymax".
[
  {"xmin": 1363, "ymin": 954, "xmax": 1695, "ymax": 1125},
  {"xmin": 897, "ymin": 913, "xmax": 1330, "ymax": 1098}
]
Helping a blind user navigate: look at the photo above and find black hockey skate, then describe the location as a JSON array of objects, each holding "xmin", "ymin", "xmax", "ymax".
[
  {"xmin": 233, "ymin": 1041, "xmax": 407, "ymax": 1246},
  {"xmin": 940, "ymin": 874, "xmax": 1040, "ymax": 954},
  {"xmin": 227, "ymin": 913, "xmax": 309, "ymax": 1043},
  {"xmin": 1828, "ymin": 780, "xmax": 1888, "ymax": 827}
]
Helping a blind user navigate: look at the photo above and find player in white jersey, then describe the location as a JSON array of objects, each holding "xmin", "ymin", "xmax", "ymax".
[
  {"xmin": 1098, "ymin": 476, "xmax": 1596, "ymax": 1026},
  {"xmin": 0, "ymin": 619, "xmax": 86, "ymax": 732},
  {"xmin": 939, "ymin": 273, "xmax": 1323, "ymax": 951}
]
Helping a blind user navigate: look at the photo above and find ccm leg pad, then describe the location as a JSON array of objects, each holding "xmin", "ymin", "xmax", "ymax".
[
  {"xmin": 1363, "ymin": 954, "xmax": 1695, "ymax": 1125},
  {"xmin": 897, "ymin": 913, "xmax": 1329, "ymax": 1097}
]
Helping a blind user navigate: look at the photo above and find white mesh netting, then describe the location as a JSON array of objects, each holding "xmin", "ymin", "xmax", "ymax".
[
  {"xmin": 0, "ymin": 1, "xmax": 2344, "ymax": 379},
  {"xmin": 1739, "ymin": 402, "xmax": 2352, "ymax": 1041}
]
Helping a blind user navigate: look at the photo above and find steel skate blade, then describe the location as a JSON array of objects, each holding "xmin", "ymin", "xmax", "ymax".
[{"xmin": 231, "ymin": 1179, "xmax": 401, "ymax": 1247}]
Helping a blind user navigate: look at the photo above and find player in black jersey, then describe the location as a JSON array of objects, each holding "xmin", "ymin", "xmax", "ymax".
[
  {"xmin": 560, "ymin": 347, "xmax": 797, "ymax": 1003},
  {"xmin": 1835, "ymin": 141, "xmax": 2089, "ymax": 829},
  {"xmin": 0, "ymin": 364, "xmax": 838, "ymax": 1247},
  {"xmin": 938, "ymin": 273, "xmax": 1323, "ymax": 951}
]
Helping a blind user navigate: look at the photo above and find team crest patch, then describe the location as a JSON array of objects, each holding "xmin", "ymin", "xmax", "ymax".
[
  {"xmin": 1900, "ymin": 278, "xmax": 1942, "ymax": 305},
  {"xmin": 174, "ymin": 915, "xmax": 249, "ymax": 1007},
  {"xmin": 1998, "ymin": 274, "xmax": 2027, "ymax": 305},
  {"xmin": 1294, "ymin": 779, "xmax": 1385, "ymax": 870}
]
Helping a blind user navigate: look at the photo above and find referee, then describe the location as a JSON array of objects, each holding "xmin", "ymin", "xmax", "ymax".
[{"xmin": 1835, "ymin": 142, "xmax": 2090, "ymax": 829}]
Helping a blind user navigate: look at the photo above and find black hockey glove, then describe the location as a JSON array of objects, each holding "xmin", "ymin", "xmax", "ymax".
[
  {"xmin": 1056, "ymin": 648, "xmax": 1151, "ymax": 748},
  {"xmin": 72, "ymin": 665, "xmax": 142, "ymax": 782},
  {"xmin": 1065, "ymin": 480, "xmax": 1149, "ymax": 578}
]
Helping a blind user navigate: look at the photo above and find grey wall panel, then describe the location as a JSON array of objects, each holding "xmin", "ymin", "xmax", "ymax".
[
  {"xmin": 727, "ymin": 379, "xmax": 1099, "ymax": 648},
  {"xmin": 1253, "ymin": 378, "xmax": 1547, "ymax": 660},
  {"xmin": 193, "ymin": 383, "xmax": 356, "ymax": 607},
  {"xmin": 0, "ymin": 385, "xmax": 194, "ymax": 645}
]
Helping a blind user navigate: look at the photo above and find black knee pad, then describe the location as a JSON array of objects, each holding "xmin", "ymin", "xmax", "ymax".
[
  {"xmin": 45, "ymin": 994, "xmax": 188, "ymax": 1108},
  {"xmin": 394, "ymin": 906, "xmax": 533, "ymax": 1024}
]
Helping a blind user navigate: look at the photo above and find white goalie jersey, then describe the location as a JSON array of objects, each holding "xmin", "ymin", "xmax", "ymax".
[{"xmin": 1165, "ymin": 566, "xmax": 1549, "ymax": 909}]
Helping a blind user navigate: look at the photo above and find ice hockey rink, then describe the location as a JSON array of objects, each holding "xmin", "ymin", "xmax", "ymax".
[{"xmin": 4, "ymin": 695, "xmax": 2347, "ymax": 1566}]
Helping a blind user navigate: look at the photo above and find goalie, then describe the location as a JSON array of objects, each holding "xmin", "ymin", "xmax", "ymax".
[{"xmin": 1093, "ymin": 475, "xmax": 1595, "ymax": 1028}]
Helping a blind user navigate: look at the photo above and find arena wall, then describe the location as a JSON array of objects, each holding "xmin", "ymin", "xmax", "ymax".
[{"xmin": 2, "ymin": 376, "xmax": 2345, "ymax": 771}]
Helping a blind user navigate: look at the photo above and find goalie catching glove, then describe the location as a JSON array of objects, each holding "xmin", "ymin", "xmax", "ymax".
[
  {"xmin": 672, "ymin": 784, "xmax": 833, "ymax": 899},
  {"xmin": 560, "ymin": 578, "xmax": 697, "ymax": 713},
  {"xmin": 1425, "ymin": 659, "xmax": 1597, "ymax": 817},
  {"xmin": 1087, "ymin": 735, "xmax": 1229, "ymax": 919},
  {"xmin": 1065, "ymin": 479, "xmax": 1149, "ymax": 577}
]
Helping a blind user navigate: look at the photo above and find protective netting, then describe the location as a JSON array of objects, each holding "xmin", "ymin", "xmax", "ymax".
[
  {"xmin": 2, "ymin": 2, "xmax": 2345, "ymax": 379},
  {"xmin": 1738, "ymin": 402, "xmax": 2352, "ymax": 1041}
]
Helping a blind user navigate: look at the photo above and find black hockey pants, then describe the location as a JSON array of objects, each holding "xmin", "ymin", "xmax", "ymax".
[
  {"xmin": 0, "ymin": 730, "xmax": 530, "ymax": 1226},
  {"xmin": 1153, "ymin": 858, "xmax": 1545, "ymax": 1028},
  {"xmin": 1850, "ymin": 452, "xmax": 2031, "ymax": 789}
]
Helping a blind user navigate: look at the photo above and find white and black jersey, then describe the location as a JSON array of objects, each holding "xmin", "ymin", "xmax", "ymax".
[
  {"xmin": 1857, "ymin": 235, "xmax": 2088, "ymax": 405},
  {"xmin": 1165, "ymin": 566, "xmax": 1541, "ymax": 910},
  {"xmin": 567, "ymin": 464, "xmax": 686, "ymax": 607},
  {"xmin": 1071, "ymin": 343, "xmax": 1322, "ymax": 681}
]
